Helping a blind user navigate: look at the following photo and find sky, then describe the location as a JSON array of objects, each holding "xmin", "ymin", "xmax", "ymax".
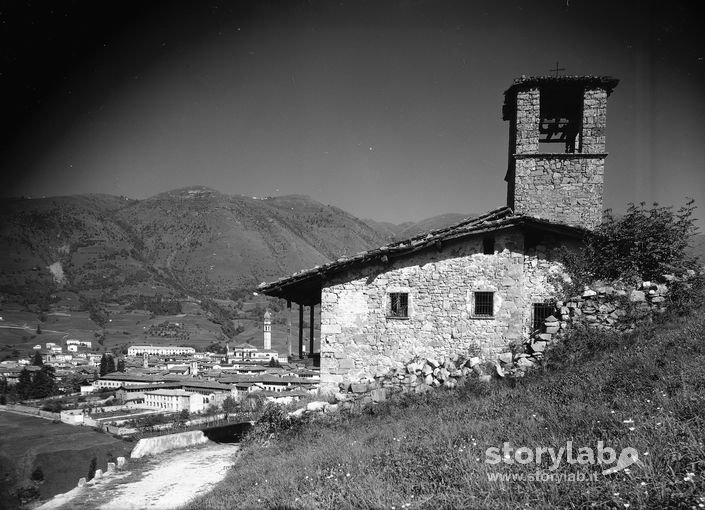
[{"xmin": 1, "ymin": 0, "xmax": 703, "ymax": 226}]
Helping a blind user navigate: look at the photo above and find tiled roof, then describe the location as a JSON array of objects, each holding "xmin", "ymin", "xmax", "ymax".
[
  {"xmin": 504, "ymin": 75, "xmax": 619, "ymax": 95},
  {"xmin": 502, "ymin": 75, "xmax": 619, "ymax": 120},
  {"xmin": 258, "ymin": 206, "xmax": 587, "ymax": 302}
]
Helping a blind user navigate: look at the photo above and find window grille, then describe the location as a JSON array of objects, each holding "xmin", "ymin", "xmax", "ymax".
[
  {"xmin": 388, "ymin": 293, "xmax": 409, "ymax": 318},
  {"xmin": 532, "ymin": 302, "xmax": 555, "ymax": 333},
  {"xmin": 474, "ymin": 292, "xmax": 494, "ymax": 317}
]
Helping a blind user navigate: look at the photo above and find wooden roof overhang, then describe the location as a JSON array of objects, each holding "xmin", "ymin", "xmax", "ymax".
[{"xmin": 257, "ymin": 206, "xmax": 588, "ymax": 306}]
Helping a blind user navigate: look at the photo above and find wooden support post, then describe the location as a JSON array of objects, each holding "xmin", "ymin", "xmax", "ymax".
[
  {"xmin": 298, "ymin": 303, "xmax": 304, "ymax": 359},
  {"xmin": 309, "ymin": 305, "xmax": 315, "ymax": 355},
  {"xmin": 287, "ymin": 301, "xmax": 292, "ymax": 358}
]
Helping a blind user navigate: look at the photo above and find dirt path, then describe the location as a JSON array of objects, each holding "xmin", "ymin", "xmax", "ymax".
[{"xmin": 37, "ymin": 443, "xmax": 239, "ymax": 510}]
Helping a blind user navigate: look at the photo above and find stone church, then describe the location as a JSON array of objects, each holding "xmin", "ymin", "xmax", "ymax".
[{"xmin": 259, "ymin": 75, "xmax": 619, "ymax": 392}]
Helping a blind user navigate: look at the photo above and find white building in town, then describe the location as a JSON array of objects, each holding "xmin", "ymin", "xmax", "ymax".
[
  {"xmin": 66, "ymin": 339, "xmax": 92, "ymax": 348},
  {"xmin": 142, "ymin": 389, "xmax": 212, "ymax": 413},
  {"xmin": 127, "ymin": 345, "xmax": 196, "ymax": 357}
]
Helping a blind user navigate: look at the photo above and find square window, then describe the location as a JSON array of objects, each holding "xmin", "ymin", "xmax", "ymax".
[
  {"xmin": 474, "ymin": 292, "xmax": 494, "ymax": 317},
  {"xmin": 532, "ymin": 302, "xmax": 555, "ymax": 333},
  {"xmin": 388, "ymin": 292, "xmax": 409, "ymax": 318}
]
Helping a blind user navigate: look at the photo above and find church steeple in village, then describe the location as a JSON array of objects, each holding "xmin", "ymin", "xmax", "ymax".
[{"xmin": 263, "ymin": 309, "xmax": 272, "ymax": 351}]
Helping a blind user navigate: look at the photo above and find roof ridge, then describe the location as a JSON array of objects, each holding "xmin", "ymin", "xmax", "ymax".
[{"xmin": 257, "ymin": 205, "xmax": 589, "ymax": 300}]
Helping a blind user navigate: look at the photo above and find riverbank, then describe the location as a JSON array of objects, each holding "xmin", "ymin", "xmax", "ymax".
[{"xmin": 37, "ymin": 442, "xmax": 239, "ymax": 510}]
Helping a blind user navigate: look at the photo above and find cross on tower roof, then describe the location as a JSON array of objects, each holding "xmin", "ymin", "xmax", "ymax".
[{"xmin": 550, "ymin": 61, "xmax": 566, "ymax": 77}]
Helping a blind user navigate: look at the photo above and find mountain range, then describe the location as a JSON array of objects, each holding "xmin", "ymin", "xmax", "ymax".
[
  {"xmin": 0, "ymin": 187, "xmax": 475, "ymax": 303},
  {"xmin": 1, "ymin": 187, "xmax": 702, "ymax": 306}
]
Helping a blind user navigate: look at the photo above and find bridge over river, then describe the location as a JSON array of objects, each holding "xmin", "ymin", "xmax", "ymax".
[{"xmin": 200, "ymin": 420, "xmax": 254, "ymax": 443}]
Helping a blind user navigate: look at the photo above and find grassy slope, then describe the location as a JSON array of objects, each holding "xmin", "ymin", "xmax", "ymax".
[
  {"xmin": 0, "ymin": 412, "xmax": 132, "ymax": 508},
  {"xmin": 185, "ymin": 313, "xmax": 705, "ymax": 510}
]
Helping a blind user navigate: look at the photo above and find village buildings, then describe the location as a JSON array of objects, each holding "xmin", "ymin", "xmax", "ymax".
[
  {"xmin": 259, "ymin": 75, "xmax": 619, "ymax": 392},
  {"xmin": 127, "ymin": 345, "xmax": 196, "ymax": 357}
]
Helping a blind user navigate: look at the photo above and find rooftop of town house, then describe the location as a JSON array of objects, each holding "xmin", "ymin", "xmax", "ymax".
[
  {"xmin": 144, "ymin": 388, "xmax": 194, "ymax": 397},
  {"xmin": 258, "ymin": 388, "xmax": 310, "ymax": 398},
  {"xmin": 119, "ymin": 382, "xmax": 184, "ymax": 391},
  {"xmin": 258, "ymin": 206, "xmax": 588, "ymax": 305},
  {"xmin": 180, "ymin": 381, "xmax": 235, "ymax": 391},
  {"xmin": 296, "ymin": 369, "xmax": 320, "ymax": 376},
  {"xmin": 232, "ymin": 366, "xmax": 267, "ymax": 372},
  {"xmin": 100, "ymin": 372, "xmax": 168, "ymax": 382},
  {"xmin": 219, "ymin": 374, "xmax": 318, "ymax": 385},
  {"xmin": 232, "ymin": 382, "xmax": 262, "ymax": 389},
  {"xmin": 229, "ymin": 342, "xmax": 259, "ymax": 349}
]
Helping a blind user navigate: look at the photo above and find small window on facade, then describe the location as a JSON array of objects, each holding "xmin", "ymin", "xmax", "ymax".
[
  {"xmin": 473, "ymin": 292, "xmax": 494, "ymax": 317},
  {"xmin": 388, "ymin": 292, "xmax": 409, "ymax": 318},
  {"xmin": 483, "ymin": 236, "xmax": 495, "ymax": 255},
  {"xmin": 532, "ymin": 302, "xmax": 555, "ymax": 333}
]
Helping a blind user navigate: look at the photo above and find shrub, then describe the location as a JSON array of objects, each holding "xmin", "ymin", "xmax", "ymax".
[
  {"xmin": 559, "ymin": 200, "xmax": 704, "ymax": 313},
  {"xmin": 16, "ymin": 486, "xmax": 40, "ymax": 505},
  {"xmin": 41, "ymin": 400, "xmax": 63, "ymax": 413},
  {"xmin": 245, "ymin": 403, "xmax": 294, "ymax": 444},
  {"xmin": 30, "ymin": 466, "xmax": 44, "ymax": 482}
]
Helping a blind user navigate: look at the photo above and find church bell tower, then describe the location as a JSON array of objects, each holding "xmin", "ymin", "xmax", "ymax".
[
  {"xmin": 263, "ymin": 309, "xmax": 272, "ymax": 351},
  {"xmin": 503, "ymin": 75, "xmax": 618, "ymax": 229}
]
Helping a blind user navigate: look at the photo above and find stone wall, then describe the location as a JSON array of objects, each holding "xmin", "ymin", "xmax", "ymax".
[
  {"xmin": 504, "ymin": 279, "xmax": 672, "ymax": 376},
  {"xmin": 130, "ymin": 430, "xmax": 210, "ymax": 459},
  {"xmin": 514, "ymin": 89, "xmax": 540, "ymax": 154},
  {"xmin": 581, "ymin": 88, "xmax": 608, "ymax": 153},
  {"xmin": 0, "ymin": 404, "xmax": 61, "ymax": 421},
  {"xmin": 325, "ymin": 278, "xmax": 679, "ymax": 406},
  {"xmin": 513, "ymin": 154, "xmax": 605, "ymax": 229},
  {"xmin": 319, "ymin": 230, "xmax": 566, "ymax": 392}
]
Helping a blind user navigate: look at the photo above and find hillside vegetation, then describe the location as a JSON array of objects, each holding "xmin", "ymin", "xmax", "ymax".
[
  {"xmin": 0, "ymin": 187, "xmax": 392, "ymax": 301},
  {"xmin": 0, "ymin": 188, "xmax": 480, "ymax": 306},
  {"xmin": 363, "ymin": 213, "xmax": 475, "ymax": 241},
  {"xmin": 185, "ymin": 312, "xmax": 705, "ymax": 510}
]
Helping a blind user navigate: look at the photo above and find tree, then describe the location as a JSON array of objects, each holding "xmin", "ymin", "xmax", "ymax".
[
  {"xmin": 87, "ymin": 456, "xmax": 97, "ymax": 481},
  {"xmin": 64, "ymin": 372, "xmax": 86, "ymax": 393},
  {"xmin": 99, "ymin": 354, "xmax": 107, "ymax": 376},
  {"xmin": 222, "ymin": 396, "xmax": 238, "ymax": 414},
  {"xmin": 176, "ymin": 409, "xmax": 190, "ymax": 428},
  {"xmin": 30, "ymin": 365, "xmax": 57, "ymax": 399},
  {"xmin": 573, "ymin": 201, "xmax": 699, "ymax": 283},
  {"xmin": 36, "ymin": 323, "xmax": 42, "ymax": 334},
  {"xmin": 86, "ymin": 300, "xmax": 109, "ymax": 328},
  {"xmin": 99, "ymin": 354, "xmax": 116, "ymax": 376},
  {"xmin": 32, "ymin": 351, "xmax": 43, "ymax": 367},
  {"xmin": 16, "ymin": 368, "xmax": 32, "ymax": 400},
  {"xmin": 117, "ymin": 358, "xmax": 125, "ymax": 372},
  {"xmin": 106, "ymin": 355, "xmax": 116, "ymax": 374}
]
